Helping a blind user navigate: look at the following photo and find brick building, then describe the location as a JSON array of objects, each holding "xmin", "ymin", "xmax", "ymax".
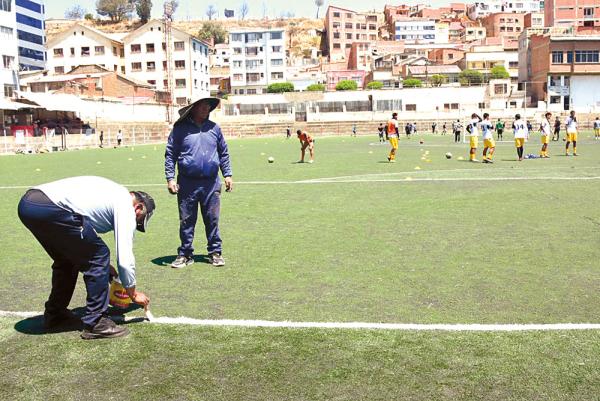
[
  {"xmin": 323, "ymin": 5, "xmax": 380, "ymax": 62},
  {"xmin": 429, "ymin": 48, "xmax": 466, "ymax": 64},
  {"xmin": 482, "ymin": 12, "xmax": 526, "ymax": 40},
  {"xmin": 325, "ymin": 69, "xmax": 366, "ymax": 90},
  {"xmin": 545, "ymin": 0, "xmax": 600, "ymax": 28}
]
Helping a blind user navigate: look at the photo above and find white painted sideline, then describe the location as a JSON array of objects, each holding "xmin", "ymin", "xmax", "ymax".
[{"xmin": 1, "ymin": 311, "xmax": 599, "ymax": 331}]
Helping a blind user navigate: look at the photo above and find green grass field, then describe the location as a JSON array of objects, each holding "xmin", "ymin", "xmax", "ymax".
[{"xmin": 1, "ymin": 132, "xmax": 599, "ymax": 400}]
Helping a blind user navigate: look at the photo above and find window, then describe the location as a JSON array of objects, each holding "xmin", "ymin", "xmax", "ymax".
[
  {"xmin": 246, "ymin": 47, "xmax": 259, "ymax": 56},
  {"xmin": 345, "ymin": 43, "xmax": 352, "ymax": 48},
  {"xmin": 2, "ymin": 55, "xmax": 14, "ymax": 69},
  {"xmin": 369, "ymin": 24, "xmax": 376, "ymax": 30},
  {"xmin": 0, "ymin": 25, "xmax": 13, "ymax": 39},
  {"xmin": 121, "ymin": 66, "xmax": 125, "ymax": 73},
  {"xmin": 272, "ymin": 46, "xmax": 281, "ymax": 52},
  {"xmin": 575, "ymin": 50, "xmax": 599, "ymax": 63},
  {"xmin": 333, "ymin": 12, "xmax": 340, "ymax": 17},
  {"xmin": 448, "ymin": 53, "xmax": 454, "ymax": 60},
  {"xmin": 54, "ymin": 66, "xmax": 64, "ymax": 74},
  {"xmin": 356, "ymin": 23, "xmax": 360, "ymax": 29},
  {"xmin": 81, "ymin": 47, "xmax": 90, "ymax": 56},
  {"xmin": 247, "ymin": 89, "xmax": 257, "ymax": 95},
  {"xmin": 146, "ymin": 43, "xmax": 155, "ymax": 53},
  {"xmin": 53, "ymin": 48, "xmax": 63, "ymax": 58},
  {"xmin": 16, "ymin": 13, "xmax": 43, "ymax": 29},
  {"xmin": 346, "ymin": 12, "xmax": 353, "ymax": 18},
  {"xmin": 494, "ymin": 84, "xmax": 507, "ymax": 94},
  {"xmin": 17, "ymin": 29, "xmax": 43, "ymax": 45},
  {"xmin": 16, "ymin": 0, "xmax": 41, "ymax": 13},
  {"xmin": 233, "ymin": 47, "xmax": 242, "ymax": 55},
  {"xmin": 233, "ymin": 73, "xmax": 243, "ymax": 81},
  {"xmin": 550, "ymin": 96, "xmax": 561, "ymax": 104},
  {"xmin": 173, "ymin": 60, "xmax": 185, "ymax": 69},
  {"xmin": 332, "ymin": 22, "xmax": 340, "ymax": 28},
  {"xmin": 70, "ymin": 47, "xmax": 75, "ymax": 56},
  {"xmin": 271, "ymin": 72, "xmax": 283, "ymax": 79},
  {"xmin": 131, "ymin": 44, "xmax": 141, "ymax": 53},
  {"xmin": 0, "ymin": 0, "xmax": 11, "ymax": 11},
  {"xmin": 4, "ymin": 84, "xmax": 16, "ymax": 97},
  {"xmin": 131, "ymin": 62, "xmax": 142, "ymax": 71},
  {"xmin": 270, "ymin": 31, "xmax": 282, "ymax": 40},
  {"xmin": 566, "ymin": 51, "xmax": 573, "ymax": 63},
  {"xmin": 175, "ymin": 79, "xmax": 186, "ymax": 88},
  {"xmin": 233, "ymin": 60, "xmax": 242, "ymax": 68},
  {"xmin": 551, "ymin": 51, "xmax": 563, "ymax": 64},
  {"xmin": 174, "ymin": 41, "xmax": 184, "ymax": 51},
  {"xmin": 94, "ymin": 46, "xmax": 104, "ymax": 55},
  {"xmin": 509, "ymin": 61, "xmax": 518, "ymax": 68},
  {"xmin": 333, "ymin": 43, "xmax": 341, "ymax": 49},
  {"xmin": 146, "ymin": 61, "xmax": 155, "ymax": 71},
  {"xmin": 176, "ymin": 97, "xmax": 187, "ymax": 105},
  {"xmin": 345, "ymin": 23, "xmax": 353, "ymax": 29},
  {"xmin": 478, "ymin": 102, "xmax": 486, "ymax": 109},
  {"xmin": 147, "ymin": 80, "xmax": 156, "ymax": 85},
  {"xmin": 231, "ymin": 33, "xmax": 242, "ymax": 41},
  {"xmin": 405, "ymin": 104, "xmax": 417, "ymax": 111},
  {"xmin": 19, "ymin": 47, "xmax": 45, "ymax": 61},
  {"xmin": 584, "ymin": 7, "xmax": 594, "ymax": 16}
]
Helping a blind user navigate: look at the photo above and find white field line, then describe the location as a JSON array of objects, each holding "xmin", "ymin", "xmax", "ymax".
[
  {"xmin": 1, "ymin": 311, "xmax": 599, "ymax": 331},
  {"xmin": 2, "ymin": 175, "xmax": 600, "ymax": 190}
]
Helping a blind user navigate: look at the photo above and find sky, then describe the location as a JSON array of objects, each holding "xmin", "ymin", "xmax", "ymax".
[{"xmin": 46, "ymin": 0, "xmax": 451, "ymax": 21}]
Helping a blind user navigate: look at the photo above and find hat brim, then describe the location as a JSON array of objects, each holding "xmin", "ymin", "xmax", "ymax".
[{"xmin": 176, "ymin": 97, "xmax": 220, "ymax": 124}]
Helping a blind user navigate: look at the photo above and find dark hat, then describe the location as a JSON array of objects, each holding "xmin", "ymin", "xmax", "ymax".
[
  {"xmin": 132, "ymin": 191, "xmax": 155, "ymax": 233},
  {"xmin": 176, "ymin": 97, "xmax": 220, "ymax": 124}
]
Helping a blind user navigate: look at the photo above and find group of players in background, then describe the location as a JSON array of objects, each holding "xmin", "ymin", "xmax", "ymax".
[{"xmin": 385, "ymin": 110, "xmax": 599, "ymax": 163}]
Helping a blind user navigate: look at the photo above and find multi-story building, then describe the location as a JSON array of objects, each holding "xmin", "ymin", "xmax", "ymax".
[
  {"xmin": 323, "ymin": 5, "xmax": 380, "ymax": 61},
  {"xmin": 503, "ymin": 0, "xmax": 543, "ymax": 14},
  {"xmin": 529, "ymin": 30, "xmax": 600, "ymax": 110},
  {"xmin": 482, "ymin": 12, "xmax": 526, "ymax": 40},
  {"xmin": 429, "ymin": 48, "xmax": 466, "ymax": 64},
  {"xmin": 469, "ymin": 0, "xmax": 542, "ymax": 20},
  {"xmin": 325, "ymin": 69, "xmax": 366, "ymax": 90},
  {"xmin": 46, "ymin": 23, "xmax": 125, "ymax": 75},
  {"xmin": 0, "ymin": 0, "xmax": 19, "ymax": 98},
  {"xmin": 463, "ymin": 43, "xmax": 519, "ymax": 81},
  {"xmin": 15, "ymin": 0, "xmax": 45, "ymax": 71},
  {"xmin": 122, "ymin": 20, "xmax": 210, "ymax": 105},
  {"xmin": 468, "ymin": 1, "xmax": 504, "ymax": 20},
  {"xmin": 210, "ymin": 43, "xmax": 231, "ymax": 68},
  {"xmin": 545, "ymin": 0, "xmax": 600, "ymax": 28},
  {"xmin": 229, "ymin": 28, "xmax": 286, "ymax": 95},
  {"xmin": 394, "ymin": 18, "xmax": 437, "ymax": 43},
  {"xmin": 518, "ymin": 26, "xmax": 570, "ymax": 83},
  {"xmin": 465, "ymin": 26, "xmax": 487, "ymax": 42},
  {"xmin": 524, "ymin": 12, "xmax": 545, "ymax": 28}
]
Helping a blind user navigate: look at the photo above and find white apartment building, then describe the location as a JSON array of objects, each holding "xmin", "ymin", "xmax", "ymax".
[
  {"xmin": 46, "ymin": 23, "xmax": 125, "ymax": 75},
  {"xmin": 435, "ymin": 22, "xmax": 450, "ymax": 44},
  {"xmin": 468, "ymin": 0, "xmax": 542, "ymax": 20},
  {"xmin": 0, "ymin": 0, "xmax": 18, "ymax": 97},
  {"xmin": 394, "ymin": 19, "xmax": 437, "ymax": 44},
  {"xmin": 15, "ymin": 0, "xmax": 45, "ymax": 71},
  {"xmin": 229, "ymin": 28, "xmax": 286, "ymax": 95},
  {"xmin": 210, "ymin": 43, "xmax": 231, "ymax": 68},
  {"xmin": 464, "ymin": 44, "xmax": 519, "ymax": 80},
  {"xmin": 123, "ymin": 20, "xmax": 210, "ymax": 105}
]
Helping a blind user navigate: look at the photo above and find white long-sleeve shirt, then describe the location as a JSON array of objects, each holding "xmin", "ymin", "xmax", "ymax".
[{"xmin": 35, "ymin": 176, "xmax": 137, "ymax": 288}]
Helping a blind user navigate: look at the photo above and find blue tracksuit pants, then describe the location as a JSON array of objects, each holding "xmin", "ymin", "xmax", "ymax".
[
  {"xmin": 17, "ymin": 190, "xmax": 110, "ymax": 328},
  {"xmin": 177, "ymin": 176, "xmax": 222, "ymax": 256}
]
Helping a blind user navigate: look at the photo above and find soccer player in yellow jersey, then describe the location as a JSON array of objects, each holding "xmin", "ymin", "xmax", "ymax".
[
  {"xmin": 565, "ymin": 110, "xmax": 578, "ymax": 156},
  {"xmin": 387, "ymin": 112, "xmax": 399, "ymax": 163},
  {"xmin": 593, "ymin": 117, "xmax": 600, "ymax": 140},
  {"xmin": 513, "ymin": 114, "xmax": 528, "ymax": 161},
  {"xmin": 467, "ymin": 113, "xmax": 482, "ymax": 162},
  {"xmin": 481, "ymin": 113, "xmax": 495, "ymax": 163},
  {"xmin": 540, "ymin": 112, "xmax": 552, "ymax": 158}
]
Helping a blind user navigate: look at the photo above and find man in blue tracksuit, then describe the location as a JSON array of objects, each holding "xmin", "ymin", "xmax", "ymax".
[{"xmin": 165, "ymin": 97, "xmax": 233, "ymax": 268}]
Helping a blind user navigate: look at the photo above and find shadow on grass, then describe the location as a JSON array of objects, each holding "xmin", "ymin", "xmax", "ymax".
[
  {"xmin": 14, "ymin": 305, "xmax": 145, "ymax": 335},
  {"xmin": 151, "ymin": 254, "xmax": 209, "ymax": 267}
]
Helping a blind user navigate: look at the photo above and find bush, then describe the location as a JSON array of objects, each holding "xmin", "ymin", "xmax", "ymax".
[
  {"xmin": 490, "ymin": 65, "xmax": 510, "ymax": 80},
  {"xmin": 403, "ymin": 78, "xmax": 422, "ymax": 88},
  {"xmin": 430, "ymin": 74, "xmax": 447, "ymax": 87},
  {"xmin": 306, "ymin": 83, "xmax": 325, "ymax": 91},
  {"xmin": 84, "ymin": 13, "xmax": 95, "ymax": 20},
  {"xmin": 366, "ymin": 81, "xmax": 383, "ymax": 90},
  {"xmin": 335, "ymin": 80, "xmax": 358, "ymax": 91},
  {"xmin": 266, "ymin": 82, "xmax": 295, "ymax": 93},
  {"xmin": 459, "ymin": 69, "xmax": 484, "ymax": 86}
]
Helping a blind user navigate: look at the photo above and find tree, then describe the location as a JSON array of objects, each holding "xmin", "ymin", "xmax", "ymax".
[
  {"xmin": 315, "ymin": 0, "xmax": 324, "ymax": 19},
  {"xmin": 96, "ymin": 0, "xmax": 133, "ymax": 23},
  {"xmin": 306, "ymin": 83, "xmax": 325, "ymax": 91},
  {"xmin": 65, "ymin": 5, "xmax": 86, "ymax": 19},
  {"xmin": 288, "ymin": 22, "xmax": 301, "ymax": 49},
  {"xmin": 335, "ymin": 80, "xmax": 358, "ymax": 91},
  {"xmin": 366, "ymin": 81, "xmax": 384, "ymax": 90},
  {"xmin": 84, "ymin": 13, "xmax": 95, "ymax": 20},
  {"xmin": 490, "ymin": 65, "xmax": 510, "ymax": 80},
  {"xmin": 239, "ymin": 1, "xmax": 249, "ymax": 20},
  {"xmin": 267, "ymin": 82, "xmax": 295, "ymax": 93},
  {"xmin": 135, "ymin": 0, "xmax": 152, "ymax": 23},
  {"xmin": 163, "ymin": 0, "xmax": 178, "ymax": 18},
  {"xmin": 458, "ymin": 69, "xmax": 484, "ymax": 86},
  {"xmin": 206, "ymin": 4, "xmax": 217, "ymax": 20},
  {"xmin": 403, "ymin": 78, "xmax": 423, "ymax": 88},
  {"xmin": 430, "ymin": 74, "xmax": 447, "ymax": 87},
  {"xmin": 197, "ymin": 21, "xmax": 228, "ymax": 45}
]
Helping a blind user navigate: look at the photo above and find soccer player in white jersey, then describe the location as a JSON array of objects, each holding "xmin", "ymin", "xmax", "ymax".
[
  {"xmin": 594, "ymin": 117, "xmax": 600, "ymax": 140},
  {"xmin": 467, "ymin": 113, "xmax": 482, "ymax": 162},
  {"xmin": 481, "ymin": 113, "xmax": 495, "ymax": 163},
  {"xmin": 513, "ymin": 114, "xmax": 528, "ymax": 161},
  {"xmin": 565, "ymin": 110, "xmax": 578, "ymax": 156},
  {"xmin": 540, "ymin": 112, "xmax": 552, "ymax": 158}
]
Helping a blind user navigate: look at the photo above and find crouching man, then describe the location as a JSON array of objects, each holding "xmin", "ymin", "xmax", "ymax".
[{"xmin": 18, "ymin": 176, "xmax": 154, "ymax": 339}]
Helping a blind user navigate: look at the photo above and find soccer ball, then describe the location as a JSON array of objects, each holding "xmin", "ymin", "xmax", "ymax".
[
  {"xmin": 419, "ymin": 140, "xmax": 424, "ymax": 144},
  {"xmin": 268, "ymin": 156, "xmax": 274, "ymax": 163},
  {"xmin": 445, "ymin": 152, "xmax": 452, "ymax": 159}
]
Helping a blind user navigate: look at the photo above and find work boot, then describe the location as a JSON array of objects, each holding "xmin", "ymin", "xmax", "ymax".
[
  {"xmin": 81, "ymin": 316, "xmax": 129, "ymax": 340},
  {"xmin": 171, "ymin": 255, "xmax": 194, "ymax": 269},
  {"xmin": 208, "ymin": 253, "xmax": 225, "ymax": 267}
]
